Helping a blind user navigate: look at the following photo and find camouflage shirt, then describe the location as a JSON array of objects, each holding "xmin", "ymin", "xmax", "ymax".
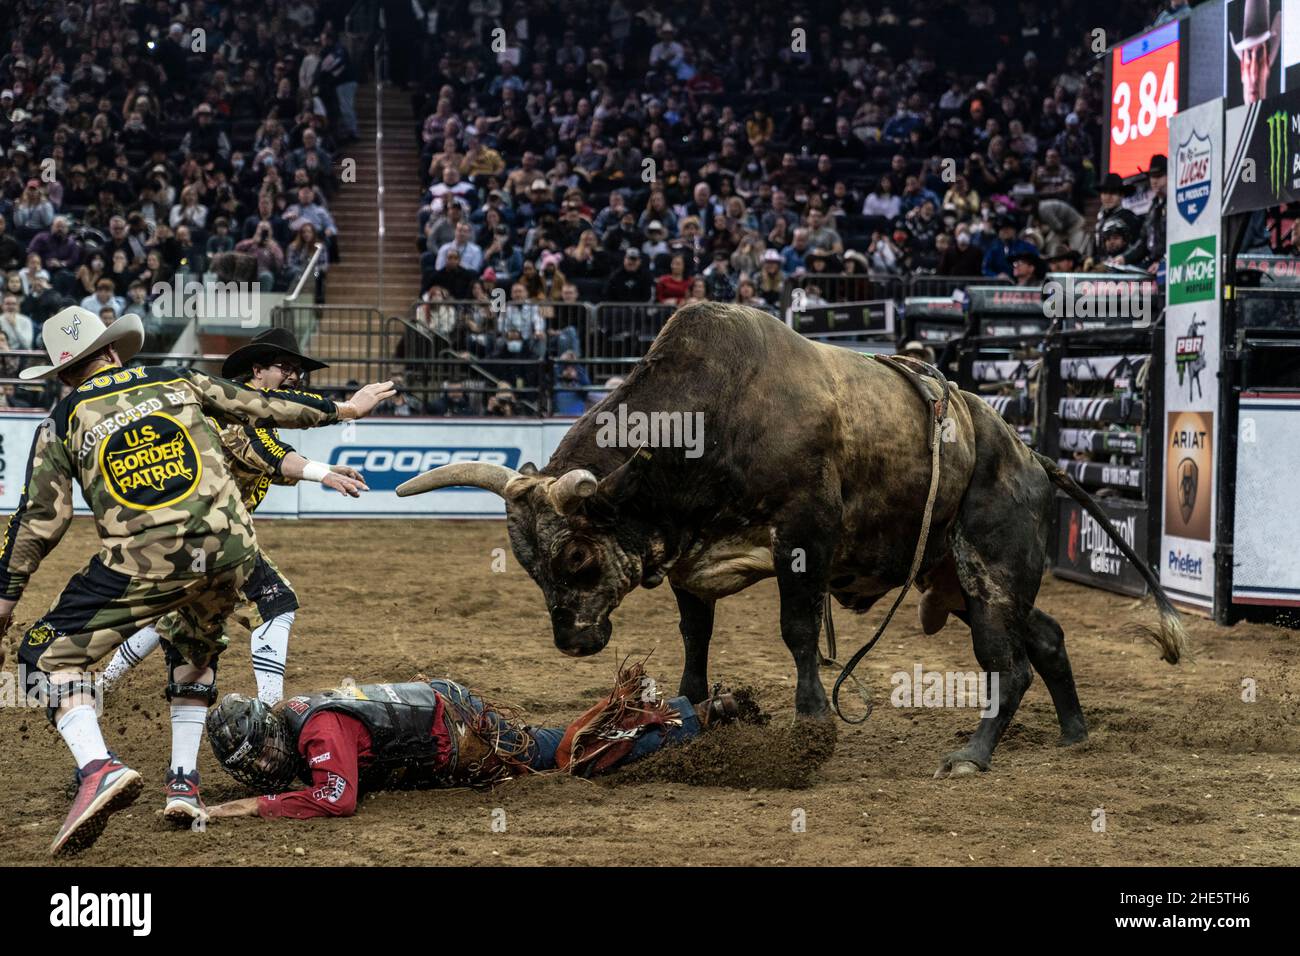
[
  {"xmin": 0, "ymin": 366, "xmax": 341, "ymax": 600},
  {"xmin": 218, "ymin": 422, "xmax": 300, "ymax": 514}
]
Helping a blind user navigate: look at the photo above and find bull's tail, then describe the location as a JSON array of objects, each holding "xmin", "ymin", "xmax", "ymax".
[{"xmin": 1033, "ymin": 451, "xmax": 1190, "ymax": 664}]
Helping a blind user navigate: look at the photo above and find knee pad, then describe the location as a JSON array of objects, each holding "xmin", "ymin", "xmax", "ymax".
[
  {"xmin": 40, "ymin": 673, "xmax": 98, "ymax": 726},
  {"xmin": 163, "ymin": 642, "xmax": 220, "ymax": 704}
]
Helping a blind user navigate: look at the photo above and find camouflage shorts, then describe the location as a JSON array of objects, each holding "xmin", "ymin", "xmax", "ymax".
[
  {"xmin": 231, "ymin": 550, "xmax": 299, "ymax": 632},
  {"xmin": 17, "ymin": 554, "xmax": 257, "ymax": 674}
]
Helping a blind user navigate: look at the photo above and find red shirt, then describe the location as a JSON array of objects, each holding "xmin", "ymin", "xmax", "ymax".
[{"xmin": 257, "ymin": 695, "xmax": 451, "ymax": 819}]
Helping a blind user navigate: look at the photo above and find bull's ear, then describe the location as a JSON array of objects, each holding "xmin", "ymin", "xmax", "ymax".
[
  {"xmin": 520, "ymin": 461, "xmax": 539, "ymax": 476},
  {"xmin": 596, "ymin": 447, "xmax": 653, "ymax": 504}
]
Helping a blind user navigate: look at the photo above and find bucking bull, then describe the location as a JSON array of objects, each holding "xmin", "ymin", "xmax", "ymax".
[{"xmin": 399, "ymin": 303, "xmax": 1187, "ymax": 776}]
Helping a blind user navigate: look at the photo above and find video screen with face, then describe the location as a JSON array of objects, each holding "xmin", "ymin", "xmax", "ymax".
[{"xmin": 1226, "ymin": 0, "xmax": 1283, "ymax": 107}]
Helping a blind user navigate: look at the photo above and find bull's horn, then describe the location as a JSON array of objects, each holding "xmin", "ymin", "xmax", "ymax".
[
  {"xmin": 547, "ymin": 468, "xmax": 599, "ymax": 514},
  {"xmin": 396, "ymin": 462, "xmax": 521, "ymax": 497}
]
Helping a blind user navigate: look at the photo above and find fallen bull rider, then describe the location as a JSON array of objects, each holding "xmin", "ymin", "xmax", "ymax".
[{"xmin": 204, "ymin": 663, "xmax": 742, "ymax": 820}]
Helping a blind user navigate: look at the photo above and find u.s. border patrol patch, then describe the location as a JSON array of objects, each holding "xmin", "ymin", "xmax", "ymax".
[{"xmin": 99, "ymin": 412, "xmax": 203, "ymax": 510}]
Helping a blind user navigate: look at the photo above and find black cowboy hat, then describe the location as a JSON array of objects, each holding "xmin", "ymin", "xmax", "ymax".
[
  {"xmin": 1043, "ymin": 242, "xmax": 1083, "ymax": 267},
  {"xmin": 222, "ymin": 327, "xmax": 329, "ymax": 379},
  {"xmin": 1009, "ymin": 250, "xmax": 1047, "ymax": 277},
  {"xmin": 1142, "ymin": 153, "xmax": 1168, "ymax": 177},
  {"xmin": 1097, "ymin": 172, "xmax": 1134, "ymax": 195}
]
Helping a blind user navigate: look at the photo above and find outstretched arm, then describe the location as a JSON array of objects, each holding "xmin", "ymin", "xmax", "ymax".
[
  {"xmin": 191, "ymin": 371, "xmax": 395, "ymax": 429},
  {"xmin": 0, "ymin": 420, "xmax": 76, "ymax": 630}
]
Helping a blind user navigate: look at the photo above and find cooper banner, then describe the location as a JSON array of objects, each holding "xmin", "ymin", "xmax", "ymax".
[{"xmin": 1164, "ymin": 99, "xmax": 1222, "ymax": 613}]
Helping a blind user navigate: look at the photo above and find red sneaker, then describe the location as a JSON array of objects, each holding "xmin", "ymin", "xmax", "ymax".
[
  {"xmin": 163, "ymin": 769, "xmax": 208, "ymax": 826},
  {"xmin": 50, "ymin": 756, "xmax": 142, "ymax": 857}
]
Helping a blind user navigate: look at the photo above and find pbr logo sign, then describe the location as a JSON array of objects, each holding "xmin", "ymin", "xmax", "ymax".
[
  {"xmin": 1175, "ymin": 317, "xmax": 1206, "ymax": 402},
  {"xmin": 1167, "ymin": 236, "xmax": 1216, "ymax": 304},
  {"xmin": 330, "ymin": 447, "xmax": 521, "ymax": 492},
  {"xmin": 1174, "ymin": 130, "xmax": 1212, "ymax": 223}
]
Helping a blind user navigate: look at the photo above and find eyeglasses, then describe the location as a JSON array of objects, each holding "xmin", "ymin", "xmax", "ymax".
[{"xmin": 270, "ymin": 362, "xmax": 303, "ymax": 377}]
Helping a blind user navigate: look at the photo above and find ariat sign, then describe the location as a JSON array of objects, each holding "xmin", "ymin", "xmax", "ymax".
[{"xmin": 1167, "ymin": 237, "xmax": 1216, "ymax": 304}]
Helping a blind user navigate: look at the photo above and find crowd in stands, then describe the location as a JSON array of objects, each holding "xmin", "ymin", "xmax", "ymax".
[
  {"xmin": 406, "ymin": 0, "xmax": 1183, "ymax": 402},
  {"xmin": 0, "ymin": 0, "xmax": 359, "ymax": 406}
]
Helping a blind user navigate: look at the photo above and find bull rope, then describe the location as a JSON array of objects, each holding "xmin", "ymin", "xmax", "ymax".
[{"xmin": 829, "ymin": 356, "xmax": 952, "ymax": 724}]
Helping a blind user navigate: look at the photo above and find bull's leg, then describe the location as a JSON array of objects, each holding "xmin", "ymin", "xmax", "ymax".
[
  {"xmin": 934, "ymin": 599, "xmax": 1033, "ymax": 777},
  {"xmin": 1024, "ymin": 607, "xmax": 1088, "ymax": 745},
  {"xmin": 774, "ymin": 521, "xmax": 836, "ymax": 719},
  {"xmin": 672, "ymin": 584, "xmax": 715, "ymax": 704}
]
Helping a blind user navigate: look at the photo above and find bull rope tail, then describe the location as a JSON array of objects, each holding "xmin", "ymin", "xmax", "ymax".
[{"xmin": 831, "ymin": 363, "xmax": 951, "ymax": 724}]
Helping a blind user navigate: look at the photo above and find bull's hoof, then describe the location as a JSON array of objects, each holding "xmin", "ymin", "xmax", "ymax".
[
  {"xmin": 933, "ymin": 749, "xmax": 990, "ymax": 779},
  {"xmin": 1058, "ymin": 727, "xmax": 1089, "ymax": 747}
]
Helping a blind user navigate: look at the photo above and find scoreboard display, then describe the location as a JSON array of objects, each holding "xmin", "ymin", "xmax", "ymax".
[{"xmin": 1107, "ymin": 21, "xmax": 1183, "ymax": 179}]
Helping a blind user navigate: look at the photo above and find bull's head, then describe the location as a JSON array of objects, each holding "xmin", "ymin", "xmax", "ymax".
[{"xmin": 397, "ymin": 454, "xmax": 662, "ymax": 657}]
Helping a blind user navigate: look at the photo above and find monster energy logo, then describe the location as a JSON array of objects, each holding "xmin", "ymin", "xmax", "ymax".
[{"xmin": 1267, "ymin": 109, "xmax": 1290, "ymax": 198}]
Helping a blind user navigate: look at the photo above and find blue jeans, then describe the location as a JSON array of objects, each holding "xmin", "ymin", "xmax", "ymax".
[
  {"xmin": 335, "ymin": 81, "xmax": 359, "ymax": 138},
  {"xmin": 428, "ymin": 679, "xmax": 700, "ymax": 774}
]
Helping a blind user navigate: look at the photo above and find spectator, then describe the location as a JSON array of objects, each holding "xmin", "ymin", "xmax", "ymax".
[
  {"xmin": 27, "ymin": 215, "xmax": 82, "ymax": 274},
  {"xmin": 702, "ymin": 250, "xmax": 737, "ymax": 301},
  {"xmin": 982, "ymin": 216, "xmax": 1038, "ymax": 279},
  {"xmin": 1094, "ymin": 174, "xmax": 1144, "ymax": 264},
  {"xmin": 1009, "ymin": 251, "xmax": 1047, "ymax": 287},
  {"xmin": 0, "ymin": 213, "xmax": 25, "ymax": 270},
  {"xmin": 553, "ymin": 353, "xmax": 592, "ymax": 415},
  {"xmin": 12, "ymin": 179, "xmax": 54, "ymax": 239},
  {"xmin": 425, "ymin": 247, "xmax": 476, "ymax": 299},
  {"xmin": 0, "ymin": 290, "xmax": 34, "ymax": 349},
  {"xmin": 863, "ymin": 175, "xmax": 904, "ymax": 221},
  {"xmin": 386, "ymin": 374, "xmax": 425, "ymax": 416},
  {"xmin": 938, "ymin": 228, "xmax": 986, "ymax": 275},
  {"xmin": 782, "ymin": 228, "xmax": 812, "ymax": 275},
  {"xmin": 286, "ymin": 222, "xmax": 328, "ymax": 296},
  {"xmin": 235, "ymin": 221, "xmax": 287, "ymax": 291},
  {"xmin": 80, "ymin": 277, "xmax": 124, "ymax": 318},
  {"xmin": 436, "ymin": 221, "xmax": 485, "ymax": 273},
  {"xmin": 1032, "ymin": 148, "xmax": 1075, "ymax": 202},
  {"xmin": 602, "ymin": 247, "xmax": 653, "ymax": 302},
  {"xmin": 285, "ymin": 185, "xmax": 339, "ymax": 242},
  {"xmin": 180, "ymin": 103, "xmax": 232, "ymax": 162},
  {"xmin": 655, "ymin": 252, "xmax": 692, "ymax": 304}
]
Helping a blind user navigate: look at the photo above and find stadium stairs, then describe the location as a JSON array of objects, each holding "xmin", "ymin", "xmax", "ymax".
[{"xmin": 309, "ymin": 81, "xmax": 423, "ymax": 388}]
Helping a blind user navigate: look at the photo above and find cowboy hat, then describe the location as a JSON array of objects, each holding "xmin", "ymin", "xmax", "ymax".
[
  {"xmin": 221, "ymin": 327, "xmax": 329, "ymax": 380},
  {"xmin": 1043, "ymin": 242, "xmax": 1083, "ymax": 267},
  {"xmin": 20, "ymin": 306, "xmax": 143, "ymax": 381},
  {"xmin": 1231, "ymin": 0, "xmax": 1281, "ymax": 63},
  {"xmin": 1097, "ymin": 172, "xmax": 1134, "ymax": 195}
]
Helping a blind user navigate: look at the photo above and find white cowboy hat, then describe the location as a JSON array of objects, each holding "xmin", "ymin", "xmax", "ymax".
[
  {"xmin": 1231, "ymin": 0, "xmax": 1281, "ymax": 60},
  {"xmin": 20, "ymin": 306, "xmax": 144, "ymax": 381}
]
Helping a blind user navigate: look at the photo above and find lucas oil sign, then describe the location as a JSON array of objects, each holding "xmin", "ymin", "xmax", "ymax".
[{"xmin": 99, "ymin": 413, "xmax": 202, "ymax": 510}]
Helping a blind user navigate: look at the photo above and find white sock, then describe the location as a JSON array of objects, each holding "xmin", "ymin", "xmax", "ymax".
[
  {"xmin": 100, "ymin": 626, "xmax": 163, "ymax": 691},
  {"xmin": 169, "ymin": 704, "xmax": 207, "ymax": 776},
  {"xmin": 57, "ymin": 705, "xmax": 111, "ymax": 769},
  {"xmin": 251, "ymin": 611, "xmax": 294, "ymax": 705}
]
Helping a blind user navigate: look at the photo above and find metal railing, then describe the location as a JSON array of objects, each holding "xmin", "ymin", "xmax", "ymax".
[
  {"xmin": 285, "ymin": 242, "xmax": 324, "ymax": 303},
  {"xmin": 373, "ymin": 24, "xmax": 388, "ymax": 311}
]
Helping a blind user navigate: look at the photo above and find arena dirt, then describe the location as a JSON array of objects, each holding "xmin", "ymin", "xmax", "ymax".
[{"xmin": 2, "ymin": 519, "xmax": 1298, "ymax": 866}]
